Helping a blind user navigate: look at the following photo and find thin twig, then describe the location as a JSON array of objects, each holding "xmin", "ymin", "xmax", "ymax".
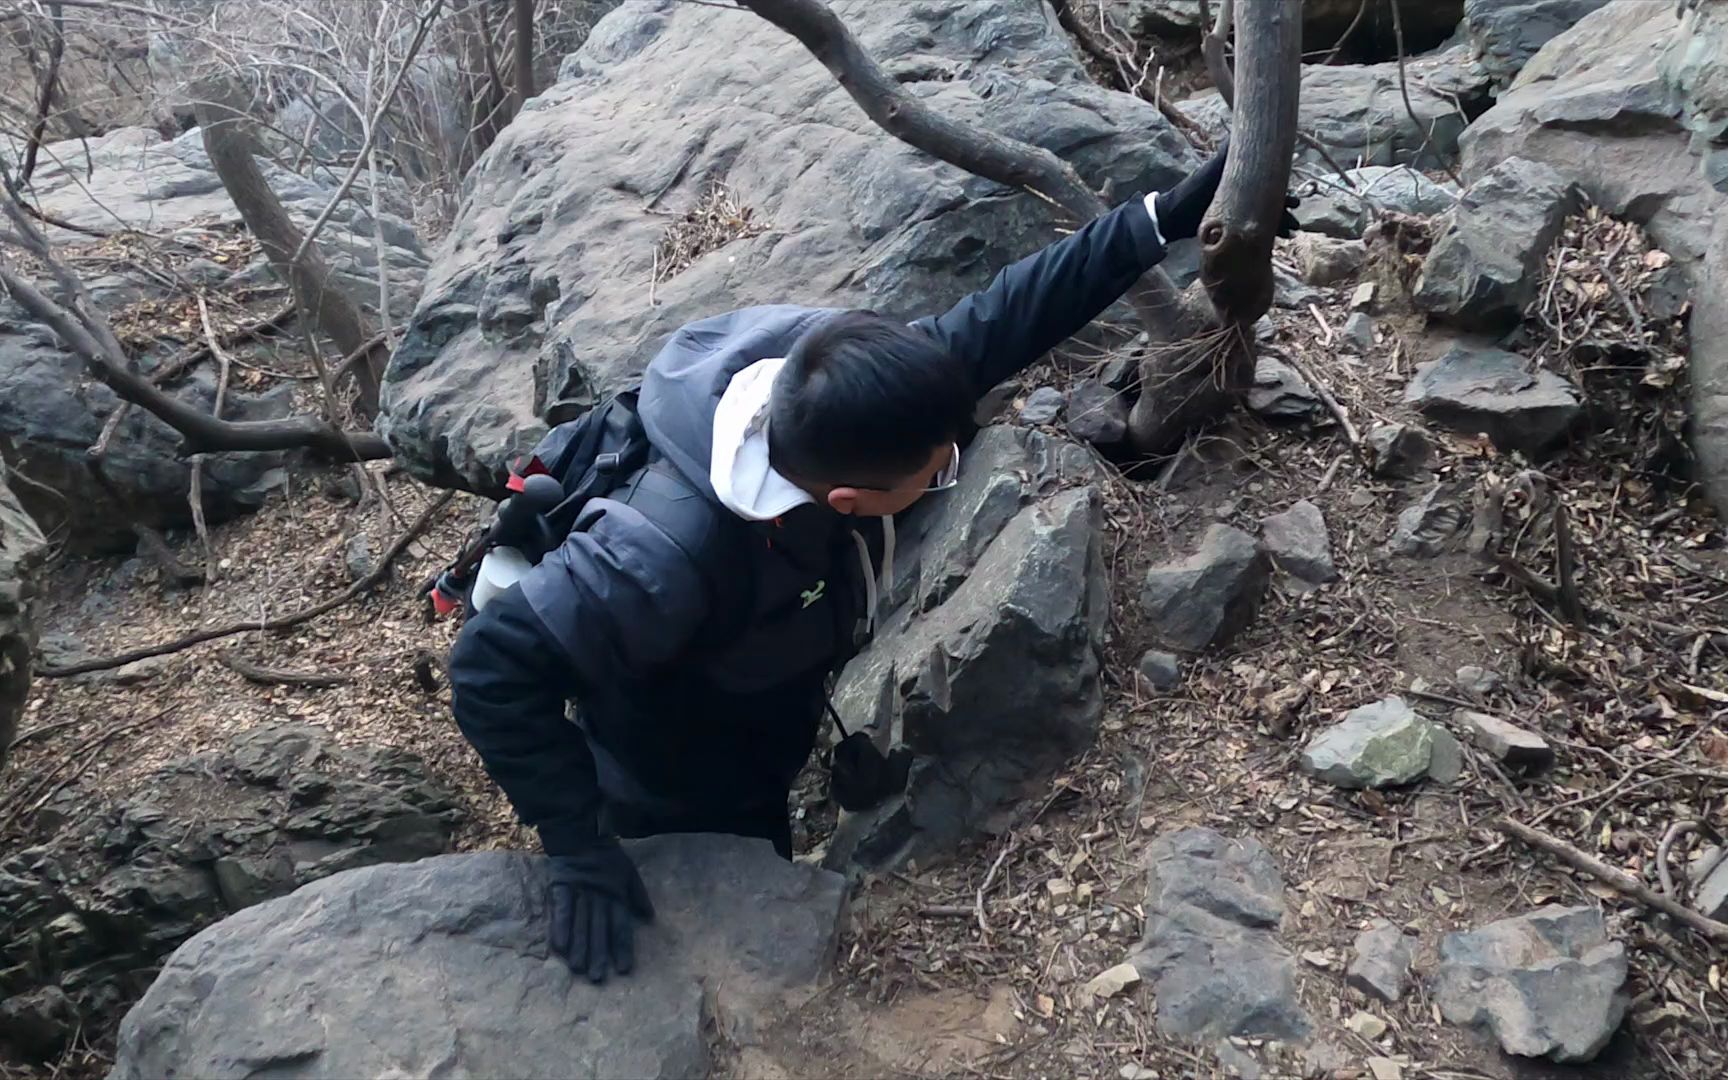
[
  {"xmin": 977, "ymin": 839, "xmax": 1015, "ymax": 940},
  {"xmin": 1497, "ymin": 818, "xmax": 1728, "ymax": 943},
  {"xmin": 1281, "ymin": 354, "xmax": 1362, "ymax": 451},
  {"xmin": 1554, "ymin": 499, "xmax": 1585, "ymax": 627},
  {"xmin": 37, "ymin": 492, "xmax": 453, "ymax": 677},
  {"xmin": 190, "ymin": 294, "xmax": 236, "ymax": 582},
  {"xmin": 1388, "ymin": 0, "xmax": 1463, "ymax": 185},
  {"xmin": 1656, "ymin": 820, "xmax": 1701, "ymax": 900}
]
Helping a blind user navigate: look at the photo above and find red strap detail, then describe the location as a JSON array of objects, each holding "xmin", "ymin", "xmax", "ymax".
[
  {"xmin": 430, "ymin": 587, "xmax": 459, "ymax": 616},
  {"xmin": 505, "ymin": 454, "xmax": 552, "ymax": 493}
]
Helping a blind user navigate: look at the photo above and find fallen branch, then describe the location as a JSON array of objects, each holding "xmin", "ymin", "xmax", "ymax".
[
  {"xmin": 219, "ymin": 650, "xmax": 352, "ymax": 688},
  {"xmin": 38, "ymin": 491, "xmax": 453, "ymax": 677},
  {"xmin": 976, "ymin": 839, "xmax": 1015, "ymax": 940},
  {"xmin": 1554, "ymin": 499, "xmax": 1585, "ymax": 627},
  {"xmin": 1656, "ymin": 820, "xmax": 1702, "ymax": 900},
  {"xmin": 1497, "ymin": 817, "xmax": 1728, "ymax": 944}
]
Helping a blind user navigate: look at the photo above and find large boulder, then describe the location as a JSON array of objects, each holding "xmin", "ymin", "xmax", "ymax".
[
  {"xmin": 0, "ymin": 463, "xmax": 47, "ymax": 773},
  {"xmin": 1403, "ymin": 340, "xmax": 1583, "ymax": 453},
  {"xmin": 823, "ymin": 426, "xmax": 1107, "ymax": 871},
  {"xmin": 1464, "ymin": 0, "xmax": 1612, "ymax": 86},
  {"xmin": 378, "ymin": 0, "xmax": 1199, "ymax": 493},
  {"xmin": 1182, "ymin": 47, "xmax": 1494, "ymax": 172},
  {"xmin": 0, "ymin": 724, "xmax": 460, "ymax": 1064},
  {"xmin": 111, "ymin": 837, "xmax": 846, "ymax": 1080},
  {"xmin": 1104, "ymin": 1, "xmax": 1465, "ymax": 56},
  {"xmin": 1458, "ymin": 1, "xmax": 1728, "ymax": 516},
  {"xmin": 1, "ymin": 127, "xmax": 429, "ymax": 548}
]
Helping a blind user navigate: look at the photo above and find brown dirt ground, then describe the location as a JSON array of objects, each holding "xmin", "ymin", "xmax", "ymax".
[{"xmin": 5, "ymin": 211, "xmax": 1727, "ymax": 1080}]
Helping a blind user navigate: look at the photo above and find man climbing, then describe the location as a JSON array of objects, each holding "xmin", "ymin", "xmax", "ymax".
[{"xmin": 449, "ymin": 139, "xmax": 1297, "ymax": 984}]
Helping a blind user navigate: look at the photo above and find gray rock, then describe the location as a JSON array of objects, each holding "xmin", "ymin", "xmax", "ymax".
[
  {"xmin": 1464, "ymin": 0, "xmax": 1611, "ymax": 86},
  {"xmin": 1694, "ymin": 851, "xmax": 1728, "ymax": 921},
  {"xmin": 1366, "ymin": 422, "xmax": 1436, "ymax": 479},
  {"xmin": 111, "ymin": 838, "xmax": 846, "ymax": 1080},
  {"xmin": 1300, "ymin": 696, "xmax": 1450, "ymax": 789},
  {"xmin": 1298, "ymin": 166, "xmax": 1460, "ymax": 240},
  {"xmin": 112, "ymin": 655, "xmax": 173, "ymax": 686},
  {"xmin": 1458, "ymin": 710, "xmax": 1555, "ymax": 771},
  {"xmin": 1454, "ymin": 665, "xmax": 1502, "ymax": 696},
  {"xmin": 1414, "ymin": 157, "xmax": 1579, "ymax": 329},
  {"xmin": 1428, "ymin": 726, "xmax": 1464, "ymax": 784},
  {"xmin": 1455, "ymin": 2, "xmax": 1728, "ymax": 520},
  {"xmin": 824, "ymin": 427, "xmax": 1106, "ymax": 871},
  {"xmin": 1129, "ymin": 828, "xmax": 1311, "ymax": 1043},
  {"xmin": 1141, "ymin": 525, "xmax": 1270, "ymax": 652},
  {"xmin": 1386, "ymin": 484, "xmax": 1469, "ymax": 557},
  {"xmin": 0, "ymin": 986, "xmax": 78, "ymax": 1060},
  {"xmin": 1109, "ymin": 0, "xmax": 1464, "ymax": 45},
  {"xmin": 1066, "ymin": 379, "xmax": 1129, "ymax": 446},
  {"xmin": 1291, "ymin": 235, "xmax": 1367, "ymax": 287},
  {"xmin": 0, "ymin": 723, "xmax": 460, "ymax": 1062},
  {"xmin": 1272, "ymin": 266, "xmax": 1327, "ymax": 310},
  {"xmin": 1260, "ymin": 500, "xmax": 1337, "ymax": 585},
  {"xmin": 1433, "ymin": 905, "xmax": 1629, "ymax": 1063},
  {"xmin": 0, "ymin": 465, "xmax": 47, "ymax": 774},
  {"xmin": 1138, "ymin": 650, "xmax": 1182, "ymax": 692},
  {"xmin": 1342, "ymin": 312, "xmax": 1376, "ymax": 352},
  {"xmin": 343, "ymin": 533, "xmax": 375, "ymax": 583},
  {"xmin": 1348, "ymin": 919, "xmax": 1415, "ymax": 1003},
  {"xmin": 380, "ymin": 0, "xmax": 1199, "ymax": 492},
  {"xmin": 1020, "ymin": 386, "xmax": 1066, "ymax": 424},
  {"xmin": 1403, "ymin": 342, "xmax": 1582, "ymax": 453},
  {"xmin": 1183, "ymin": 47, "xmax": 1492, "ymax": 172},
  {"xmin": 1247, "ymin": 356, "xmax": 1322, "ymax": 421}
]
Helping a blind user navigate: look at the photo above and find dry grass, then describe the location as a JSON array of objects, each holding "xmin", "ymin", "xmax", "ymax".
[{"xmin": 651, "ymin": 181, "xmax": 768, "ymax": 292}]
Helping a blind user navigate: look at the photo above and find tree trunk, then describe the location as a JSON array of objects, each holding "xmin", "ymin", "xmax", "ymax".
[
  {"xmin": 193, "ymin": 91, "xmax": 387, "ymax": 413},
  {"xmin": 512, "ymin": 0, "xmax": 536, "ymax": 110},
  {"xmin": 1128, "ymin": 0, "xmax": 1301, "ymax": 453}
]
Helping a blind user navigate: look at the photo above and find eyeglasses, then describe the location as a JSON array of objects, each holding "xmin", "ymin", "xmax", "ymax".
[{"xmin": 839, "ymin": 442, "xmax": 961, "ymax": 494}]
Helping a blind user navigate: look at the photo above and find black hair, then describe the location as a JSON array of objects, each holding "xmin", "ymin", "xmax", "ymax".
[{"xmin": 767, "ymin": 311, "xmax": 975, "ymax": 486}]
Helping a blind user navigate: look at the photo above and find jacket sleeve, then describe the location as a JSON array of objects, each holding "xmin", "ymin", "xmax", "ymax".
[
  {"xmin": 448, "ymin": 500, "xmax": 710, "ymax": 854},
  {"xmin": 911, "ymin": 194, "xmax": 1169, "ymax": 397}
]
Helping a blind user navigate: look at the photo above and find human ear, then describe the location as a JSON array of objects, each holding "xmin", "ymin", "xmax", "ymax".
[{"xmin": 826, "ymin": 487, "xmax": 858, "ymax": 515}]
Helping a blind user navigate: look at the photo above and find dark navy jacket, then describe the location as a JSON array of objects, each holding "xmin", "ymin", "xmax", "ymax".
[{"xmin": 449, "ymin": 195, "xmax": 1168, "ymax": 854}]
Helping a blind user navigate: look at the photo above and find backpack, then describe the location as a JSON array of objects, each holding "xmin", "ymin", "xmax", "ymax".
[{"xmin": 428, "ymin": 388, "xmax": 751, "ymax": 633}]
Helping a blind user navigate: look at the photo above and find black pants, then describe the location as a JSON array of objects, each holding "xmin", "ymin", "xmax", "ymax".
[{"xmin": 600, "ymin": 798, "xmax": 793, "ymax": 860}]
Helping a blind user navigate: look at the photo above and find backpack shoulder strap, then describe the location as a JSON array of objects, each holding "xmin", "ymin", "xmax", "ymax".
[{"xmin": 616, "ymin": 458, "xmax": 758, "ymax": 651}]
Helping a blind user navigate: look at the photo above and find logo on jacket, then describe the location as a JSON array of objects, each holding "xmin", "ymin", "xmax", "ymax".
[{"xmin": 801, "ymin": 580, "xmax": 826, "ymax": 608}]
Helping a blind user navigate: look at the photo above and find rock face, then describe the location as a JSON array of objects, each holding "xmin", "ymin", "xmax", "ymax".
[
  {"xmin": 1349, "ymin": 919, "xmax": 1415, "ymax": 1003},
  {"xmin": 379, "ymin": 0, "xmax": 1198, "ymax": 492},
  {"xmin": 1260, "ymin": 500, "xmax": 1338, "ymax": 585},
  {"xmin": 1414, "ymin": 157, "xmax": 1578, "ymax": 329},
  {"xmin": 110, "ymin": 837, "xmax": 844, "ymax": 1080},
  {"xmin": 1297, "ymin": 166, "xmax": 1459, "ymax": 240},
  {"xmin": 1, "ymin": 126, "xmax": 427, "ymax": 548},
  {"xmin": 1464, "ymin": 0, "xmax": 1613, "ymax": 86},
  {"xmin": 1109, "ymin": 0, "xmax": 1464, "ymax": 52},
  {"xmin": 1300, "ymin": 697, "xmax": 1460, "ymax": 789},
  {"xmin": 1458, "ymin": 1, "xmax": 1728, "ymax": 516},
  {"xmin": 1141, "ymin": 525, "xmax": 1270, "ymax": 652},
  {"xmin": 0, "ymin": 464, "xmax": 47, "ymax": 773},
  {"xmin": 1129, "ymin": 828, "xmax": 1311, "ymax": 1043},
  {"xmin": 823, "ymin": 426, "xmax": 1107, "ymax": 871},
  {"xmin": 0, "ymin": 724, "xmax": 459, "ymax": 1063},
  {"xmin": 1403, "ymin": 342, "xmax": 1582, "ymax": 453},
  {"xmin": 1433, "ymin": 905, "xmax": 1629, "ymax": 1063},
  {"xmin": 1184, "ymin": 48, "xmax": 1493, "ymax": 171}
]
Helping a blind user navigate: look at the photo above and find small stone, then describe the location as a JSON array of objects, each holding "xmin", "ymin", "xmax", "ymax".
[
  {"xmin": 1367, "ymin": 1057, "xmax": 1403, "ymax": 1080},
  {"xmin": 113, "ymin": 655, "xmax": 172, "ymax": 686},
  {"xmin": 1141, "ymin": 526, "xmax": 1271, "ymax": 652},
  {"xmin": 1458, "ymin": 710, "xmax": 1555, "ymax": 772},
  {"xmin": 1365, "ymin": 422, "xmax": 1435, "ymax": 479},
  {"xmin": 1351, "ymin": 282, "xmax": 1376, "ymax": 310},
  {"xmin": 1454, "ymin": 665, "xmax": 1501, "ymax": 696},
  {"xmin": 1260, "ymin": 500, "xmax": 1338, "ymax": 584},
  {"xmin": 344, "ymin": 533, "xmax": 375, "ymax": 583},
  {"xmin": 1300, "ymin": 698, "xmax": 1446, "ymax": 790},
  {"xmin": 1081, "ymin": 962, "xmax": 1141, "ymax": 1003},
  {"xmin": 1020, "ymin": 386, "xmax": 1066, "ymax": 424},
  {"xmin": 1213, "ymin": 1040, "xmax": 1263, "ymax": 1079},
  {"xmin": 1427, "ymin": 727, "xmax": 1464, "ymax": 784},
  {"xmin": 1386, "ymin": 484, "xmax": 1468, "ymax": 558},
  {"xmin": 1347, "ymin": 1011, "xmax": 1388, "ymax": 1039},
  {"xmin": 1119, "ymin": 1065, "xmax": 1159, "ymax": 1080},
  {"xmin": 1690, "ymin": 850, "xmax": 1728, "ymax": 921},
  {"xmin": 1066, "ymin": 379, "xmax": 1128, "ymax": 446},
  {"xmin": 1138, "ymin": 650, "xmax": 1181, "ymax": 692},
  {"xmin": 1348, "ymin": 919, "xmax": 1415, "ymax": 1003},
  {"xmin": 1434, "ymin": 905, "xmax": 1629, "ymax": 1063},
  {"xmin": 1292, "ymin": 234, "xmax": 1367, "ymax": 287},
  {"xmin": 1342, "ymin": 311, "xmax": 1375, "ymax": 352},
  {"xmin": 1403, "ymin": 342, "xmax": 1582, "ymax": 454},
  {"xmin": 1246, "ymin": 356, "xmax": 1322, "ymax": 421}
]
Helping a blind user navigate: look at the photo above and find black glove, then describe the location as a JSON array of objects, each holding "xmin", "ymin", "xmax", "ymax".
[
  {"xmin": 830, "ymin": 732, "xmax": 913, "ymax": 812},
  {"xmin": 546, "ymin": 841, "xmax": 655, "ymax": 983},
  {"xmin": 1153, "ymin": 137, "xmax": 1303, "ymax": 242}
]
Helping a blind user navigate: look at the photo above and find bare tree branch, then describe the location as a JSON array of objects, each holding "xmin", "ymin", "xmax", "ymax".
[{"xmin": 19, "ymin": 1, "xmax": 66, "ymax": 185}]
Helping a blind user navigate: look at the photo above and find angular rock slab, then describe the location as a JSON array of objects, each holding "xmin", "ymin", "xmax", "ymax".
[
  {"xmin": 1433, "ymin": 905, "xmax": 1629, "ymax": 1063},
  {"xmin": 825, "ymin": 426, "xmax": 1107, "ymax": 870},
  {"xmin": 379, "ymin": 0, "xmax": 1198, "ymax": 492},
  {"xmin": 1261, "ymin": 500, "xmax": 1337, "ymax": 585},
  {"xmin": 1414, "ymin": 157, "xmax": 1579, "ymax": 330},
  {"xmin": 1403, "ymin": 342, "xmax": 1582, "ymax": 454},
  {"xmin": 1300, "ymin": 697, "xmax": 1459, "ymax": 789},
  {"xmin": 111, "ymin": 838, "xmax": 846, "ymax": 1080},
  {"xmin": 1464, "ymin": 0, "xmax": 1613, "ymax": 87},
  {"xmin": 1129, "ymin": 828, "xmax": 1312, "ymax": 1043},
  {"xmin": 1141, "ymin": 525, "xmax": 1271, "ymax": 652},
  {"xmin": 0, "ymin": 464, "xmax": 47, "ymax": 772},
  {"xmin": 1348, "ymin": 919, "xmax": 1415, "ymax": 1003}
]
